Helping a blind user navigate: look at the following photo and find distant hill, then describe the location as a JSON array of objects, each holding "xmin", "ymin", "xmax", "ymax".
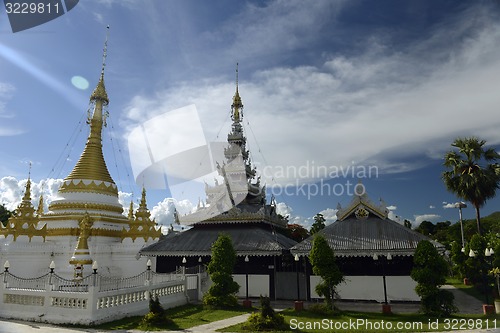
[
  {"xmin": 480, "ymin": 211, "xmax": 500, "ymax": 222},
  {"xmin": 461, "ymin": 211, "xmax": 500, "ymax": 236}
]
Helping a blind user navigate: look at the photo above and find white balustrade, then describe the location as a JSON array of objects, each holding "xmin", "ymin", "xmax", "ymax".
[{"xmin": 0, "ymin": 268, "xmax": 188, "ymax": 325}]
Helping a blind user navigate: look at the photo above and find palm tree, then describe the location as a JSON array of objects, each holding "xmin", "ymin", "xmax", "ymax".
[{"xmin": 442, "ymin": 137, "xmax": 500, "ymax": 235}]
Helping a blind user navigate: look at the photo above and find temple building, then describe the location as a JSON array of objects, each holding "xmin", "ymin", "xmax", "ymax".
[
  {"xmin": 291, "ymin": 187, "xmax": 445, "ymax": 303},
  {"xmin": 140, "ymin": 72, "xmax": 297, "ymax": 300},
  {"xmin": 0, "ymin": 36, "xmax": 161, "ymax": 279}
]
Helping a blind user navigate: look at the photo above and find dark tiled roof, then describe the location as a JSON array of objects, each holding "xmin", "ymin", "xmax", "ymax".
[
  {"xmin": 140, "ymin": 224, "xmax": 297, "ymax": 257},
  {"xmin": 292, "ymin": 216, "xmax": 444, "ymax": 257}
]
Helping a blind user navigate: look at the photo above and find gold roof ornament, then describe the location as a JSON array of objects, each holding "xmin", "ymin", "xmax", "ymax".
[
  {"xmin": 122, "ymin": 187, "xmax": 161, "ymax": 242},
  {"xmin": 336, "ymin": 181, "xmax": 389, "ymax": 221},
  {"xmin": 69, "ymin": 212, "xmax": 94, "ymax": 266},
  {"xmin": 0, "ymin": 172, "xmax": 47, "ymax": 241},
  {"xmin": 128, "ymin": 200, "xmax": 135, "ymax": 220},
  {"xmin": 36, "ymin": 193, "xmax": 44, "ymax": 217},
  {"xmin": 231, "ymin": 63, "xmax": 243, "ymax": 123}
]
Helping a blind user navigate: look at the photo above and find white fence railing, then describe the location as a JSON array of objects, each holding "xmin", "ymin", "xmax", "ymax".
[{"xmin": 0, "ymin": 268, "xmax": 189, "ymax": 325}]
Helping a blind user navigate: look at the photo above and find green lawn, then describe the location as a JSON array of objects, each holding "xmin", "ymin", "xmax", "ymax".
[
  {"xmin": 219, "ymin": 309, "xmax": 500, "ymax": 333},
  {"xmin": 88, "ymin": 303, "xmax": 251, "ymax": 331}
]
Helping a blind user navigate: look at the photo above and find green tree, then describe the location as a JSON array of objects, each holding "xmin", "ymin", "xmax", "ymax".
[
  {"xmin": 463, "ymin": 234, "xmax": 488, "ymax": 285},
  {"xmin": 411, "ymin": 240, "xmax": 457, "ymax": 316},
  {"xmin": 415, "ymin": 220, "xmax": 435, "ymax": 236},
  {"xmin": 309, "ymin": 234, "xmax": 343, "ymax": 310},
  {"xmin": 442, "ymin": 137, "xmax": 500, "ymax": 235},
  {"xmin": 450, "ymin": 241, "xmax": 467, "ymax": 278},
  {"xmin": 203, "ymin": 233, "xmax": 240, "ymax": 308},
  {"xmin": 287, "ymin": 223, "xmax": 309, "ymax": 242},
  {"xmin": 0, "ymin": 204, "xmax": 12, "ymax": 227},
  {"xmin": 310, "ymin": 213, "xmax": 326, "ymax": 235}
]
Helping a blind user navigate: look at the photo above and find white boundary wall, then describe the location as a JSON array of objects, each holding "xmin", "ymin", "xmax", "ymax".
[
  {"xmin": 310, "ymin": 275, "xmax": 419, "ymax": 302},
  {"xmin": 233, "ymin": 274, "xmax": 270, "ymax": 298},
  {"xmin": 0, "ymin": 270, "xmax": 188, "ymax": 325}
]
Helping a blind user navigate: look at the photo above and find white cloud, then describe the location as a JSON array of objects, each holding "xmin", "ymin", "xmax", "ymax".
[
  {"xmin": 385, "ymin": 205, "xmax": 401, "ymax": 223},
  {"xmin": 149, "ymin": 198, "xmax": 177, "ymax": 226},
  {"xmin": 429, "ymin": 205, "xmax": 436, "ymax": 209},
  {"xmin": 0, "ymin": 177, "xmax": 63, "ymax": 211},
  {"xmin": 380, "ymin": 205, "xmax": 398, "ymax": 222},
  {"xmin": 319, "ymin": 208, "xmax": 337, "ymax": 225},
  {"xmin": 275, "ymin": 202, "xmax": 293, "ymax": 218},
  {"xmin": 122, "ymin": 10, "xmax": 500, "ymax": 187},
  {"xmin": 150, "ymin": 198, "xmax": 196, "ymax": 227},
  {"xmin": 413, "ymin": 214, "xmax": 441, "ymax": 227},
  {"xmin": 443, "ymin": 201, "xmax": 467, "ymax": 209}
]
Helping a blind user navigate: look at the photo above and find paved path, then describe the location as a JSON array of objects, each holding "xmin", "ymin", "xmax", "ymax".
[
  {"xmin": 0, "ymin": 285, "xmax": 498, "ymax": 333},
  {"xmin": 441, "ymin": 284, "xmax": 485, "ymax": 314}
]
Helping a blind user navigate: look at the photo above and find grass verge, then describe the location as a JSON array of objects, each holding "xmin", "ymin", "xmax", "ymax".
[
  {"xmin": 219, "ymin": 309, "xmax": 500, "ymax": 333},
  {"xmin": 76, "ymin": 303, "xmax": 251, "ymax": 331}
]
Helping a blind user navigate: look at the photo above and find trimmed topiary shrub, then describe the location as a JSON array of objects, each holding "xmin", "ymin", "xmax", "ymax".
[
  {"xmin": 140, "ymin": 295, "xmax": 173, "ymax": 329},
  {"xmin": 203, "ymin": 233, "xmax": 240, "ymax": 308},
  {"xmin": 309, "ymin": 234, "xmax": 344, "ymax": 310},
  {"xmin": 411, "ymin": 240, "xmax": 458, "ymax": 316},
  {"xmin": 242, "ymin": 296, "xmax": 287, "ymax": 331}
]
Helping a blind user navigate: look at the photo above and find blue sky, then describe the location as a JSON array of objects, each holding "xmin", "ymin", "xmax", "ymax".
[{"xmin": 1, "ymin": 0, "xmax": 500, "ymax": 230}]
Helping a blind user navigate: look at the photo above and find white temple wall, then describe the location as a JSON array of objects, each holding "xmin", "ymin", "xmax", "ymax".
[
  {"xmin": 0, "ymin": 272, "xmax": 188, "ymax": 325},
  {"xmin": 233, "ymin": 274, "xmax": 270, "ymax": 298},
  {"xmin": 310, "ymin": 275, "xmax": 419, "ymax": 302},
  {"xmin": 0, "ymin": 238, "xmax": 154, "ymax": 279}
]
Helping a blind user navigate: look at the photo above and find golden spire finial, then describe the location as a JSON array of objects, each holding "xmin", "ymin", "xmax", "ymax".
[
  {"xmin": 63, "ymin": 25, "xmax": 115, "ymax": 187},
  {"xmin": 36, "ymin": 193, "xmax": 44, "ymax": 217},
  {"xmin": 101, "ymin": 25, "xmax": 109, "ymax": 77},
  {"xmin": 139, "ymin": 187, "xmax": 148, "ymax": 211},
  {"xmin": 134, "ymin": 187, "xmax": 151, "ymax": 220},
  {"xmin": 22, "ymin": 162, "xmax": 32, "ymax": 202},
  {"xmin": 231, "ymin": 63, "xmax": 243, "ymax": 122},
  {"xmin": 90, "ymin": 25, "xmax": 110, "ymax": 105},
  {"xmin": 128, "ymin": 200, "xmax": 135, "ymax": 220}
]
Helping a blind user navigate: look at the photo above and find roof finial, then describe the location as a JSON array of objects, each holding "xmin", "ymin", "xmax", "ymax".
[
  {"xmin": 236, "ymin": 62, "xmax": 239, "ymax": 92},
  {"xmin": 231, "ymin": 63, "xmax": 243, "ymax": 122},
  {"xmin": 22, "ymin": 162, "xmax": 33, "ymax": 202},
  {"xmin": 90, "ymin": 25, "xmax": 110, "ymax": 105},
  {"xmin": 101, "ymin": 25, "xmax": 110, "ymax": 77}
]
